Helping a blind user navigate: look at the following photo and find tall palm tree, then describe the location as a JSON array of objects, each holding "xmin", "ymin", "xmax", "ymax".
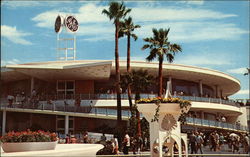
[
  {"xmin": 142, "ymin": 28, "xmax": 182, "ymax": 97},
  {"xmin": 121, "ymin": 69, "xmax": 154, "ymax": 137},
  {"xmin": 102, "ymin": 2, "xmax": 131, "ymax": 125},
  {"xmin": 119, "ymin": 17, "xmax": 141, "ymax": 112}
]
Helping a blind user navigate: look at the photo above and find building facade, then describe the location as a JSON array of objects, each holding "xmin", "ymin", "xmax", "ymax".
[{"xmin": 0, "ymin": 60, "xmax": 249, "ymax": 136}]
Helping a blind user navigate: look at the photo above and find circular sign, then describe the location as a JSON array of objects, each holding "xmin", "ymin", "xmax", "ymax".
[
  {"xmin": 161, "ymin": 114, "xmax": 177, "ymax": 131},
  {"xmin": 55, "ymin": 15, "xmax": 63, "ymax": 33},
  {"xmin": 64, "ymin": 15, "xmax": 79, "ymax": 33}
]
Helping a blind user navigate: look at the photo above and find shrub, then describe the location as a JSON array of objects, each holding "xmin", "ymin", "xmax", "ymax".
[{"xmin": 0, "ymin": 130, "xmax": 57, "ymax": 143}]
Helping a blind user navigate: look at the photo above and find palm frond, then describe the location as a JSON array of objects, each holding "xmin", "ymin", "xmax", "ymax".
[
  {"xmin": 166, "ymin": 53, "xmax": 174, "ymax": 63},
  {"xmin": 146, "ymin": 48, "xmax": 157, "ymax": 62},
  {"xmin": 102, "ymin": 9, "xmax": 112, "ymax": 20},
  {"xmin": 131, "ymin": 34, "xmax": 138, "ymax": 41},
  {"xmin": 170, "ymin": 44, "xmax": 182, "ymax": 52}
]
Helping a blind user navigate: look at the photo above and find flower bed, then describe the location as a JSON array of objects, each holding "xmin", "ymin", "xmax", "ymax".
[
  {"xmin": 0, "ymin": 130, "xmax": 57, "ymax": 152},
  {"xmin": 0, "ymin": 130, "xmax": 57, "ymax": 143}
]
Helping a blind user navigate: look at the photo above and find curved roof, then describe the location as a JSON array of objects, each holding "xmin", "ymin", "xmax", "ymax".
[{"xmin": 1, "ymin": 60, "xmax": 240, "ymax": 96}]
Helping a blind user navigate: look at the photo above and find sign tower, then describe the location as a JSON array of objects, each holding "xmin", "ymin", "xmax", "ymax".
[{"xmin": 55, "ymin": 15, "xmax": 79, "ymax": 61}]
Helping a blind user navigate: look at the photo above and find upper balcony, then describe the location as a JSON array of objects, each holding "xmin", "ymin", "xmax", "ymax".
[
  {"xmin": 0, "ymin": 100, "xmax": 248, "ymax": 132},
  {"xmin": 1, "ymin": 93, "xmax": 246, "ymax": 110}
]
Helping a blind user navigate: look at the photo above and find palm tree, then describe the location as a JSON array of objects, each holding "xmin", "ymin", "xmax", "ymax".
[
  {"xmin": 119, "ymin": 17, "xmax": 141, "ymax": 112},
  {"xmin": 102, "ymin": 2, "xmax": 131, "ymax": 126},
  {"xmin": 121, "ymin": 69, "xmax": 154, "ymax": 137},
  {"xmin": 142, "ymin": 28, "xmax": 182, "ymax": 97}
]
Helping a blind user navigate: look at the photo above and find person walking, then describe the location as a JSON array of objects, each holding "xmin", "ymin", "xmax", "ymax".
[
  {"xmin": 123, "ymin": 133, "xmax": 130, "ymax": 154},
  {"xmin": 189, "ymin": 131, "xmax": 197, "ymax": 154},
  {"xmin": 210, "ymin": 132, "xmax": 217, "ymax": 152},
  {"xmin": 196, "ymin": 132, "xmax": 204, "ymax": 155},
  {"xmin": 112, "ymin": 137, "xmax": 119, "ymax": 155},
  {"xmin": 243, "ymin": 133, "xmax": 249, "ymax": 154},
  {"xmin": 219, "ymin": 133, "xmax": 225, "ymax": 151}
]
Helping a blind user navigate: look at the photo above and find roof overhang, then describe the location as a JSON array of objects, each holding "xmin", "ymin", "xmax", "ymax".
[
  {"xmin": 116, "ymin": 61, "xmax": 241, "ymax": 96},
  {"xmin": 2, "ymin": 60, "xmax": 112, "ymax": 82}
]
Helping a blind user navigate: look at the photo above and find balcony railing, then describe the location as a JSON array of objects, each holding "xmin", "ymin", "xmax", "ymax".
[
  {"xmin": 186, "ymin": 117, "xmax": 249, "ymax": 132},
  {"xmin": 1, "ymin": 102, "xmax": 248, "ymax": 132},
  {"xmin": 173, "ymin": 95, "xmax": 239, "ymax": 107},
  {"xmin": 1, "ymin": 93, "xmax": 242, "ymax": 112},
  {"xmin": 0, "ymin": 101, "xmax": 132, "ymax": 118}
]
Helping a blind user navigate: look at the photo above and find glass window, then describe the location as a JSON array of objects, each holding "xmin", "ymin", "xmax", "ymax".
[
  {"xmin": 66, "ymin": 81, "xmax": 74, "ymax": 89},
  {"xmin": 57, "ymin": 120, "xmax": 65, "ymax": 128},
  {"xmin": 57, "ymin": 81, "xmax": 65, "ymax": 90}
]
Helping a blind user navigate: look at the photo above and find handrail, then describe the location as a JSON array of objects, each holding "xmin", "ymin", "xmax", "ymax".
[
  {"xmin": 186, "ymin": 117, "xmax": 249, "ymax": 132},
  {"xmin": 173, "ymin": 95, "xmax": 239, "ymax": 107},
  {"xmin": 0, "ymin": 102, "xmax": 247, "ymax": 131},
  {"xmin": 0, "ymin": 102, "xmax": 132, "ymax": 119},
  {"xmin": 1, "ymin": 93, "xmax": 241, "ymax": 107}
]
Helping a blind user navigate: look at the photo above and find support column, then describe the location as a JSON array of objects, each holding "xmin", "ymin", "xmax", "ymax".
[
  {"xmin": 220, "ymin": 90, "xmax": 223, "ymax": 98},
  {"xmin": 169, "ymin": 76, "xmax": 172, "ymax": 94},
  {"xmin": 215, "ymin": 85, "xmax": 218, "ymax": 98},
  {"xmin": 65, "ymin": 115, "xmax": 69, "ymax": 135},
  {"xmin": 165, "ymin": 76, "xmax": 172, "ymax": 98},
  {"xmin": 31, "ymin": 77, "xmax": 34, "ymax": 95},
  {"xmin": 199, "ymin": 80, "xmax": 203, "ymax": 97},
  {"xmin": 2, "ymin": 110, "xmax": 6, "ymax": 136},
  {"xmin": 201, "ymin": 111, "xmax": 204, "ymax": 119}
]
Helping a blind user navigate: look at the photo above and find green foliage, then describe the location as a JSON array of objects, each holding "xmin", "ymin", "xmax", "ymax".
[
  {"xmin": 119, "ymin": 16, "xmax": 141, "ymax": 39},
  {"xmin": 121, "ymin": 69, "xmax": 155, "ymax": 96},
  {"xmin": 0, "ymin": 130, "xmax": 57, "ymax": 143},
  {"xmin": 102, "ymin": 2, "xmax": 131, "ymax": 24}
]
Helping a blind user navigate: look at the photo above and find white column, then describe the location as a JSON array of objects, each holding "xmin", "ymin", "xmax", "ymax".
[
  {"xmin": 2, "ymin": 110, "xmax": 6, "ymax": 135},
  {"xmin": 31, "ymin": 77, "xmax": 34, "ymax": 94},
  {"xmin": 65, "ymin": 115, "xmax": 69, "ymax": 135},
  {"xmin": 165, "ymin": 77, "xmax": 172, "ymax": 98},
  {"xmin": 199, "ymin": 80, "xmax": 203, "ymax": 97},
  {"xmin": 169, "ymin": 76, "xmax": 172, "ymax": 94}
]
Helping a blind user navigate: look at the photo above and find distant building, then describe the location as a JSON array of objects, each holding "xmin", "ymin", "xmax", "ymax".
[{"xmin": 0, "ymin": 60, "xmax": 248, "ymax": 135}]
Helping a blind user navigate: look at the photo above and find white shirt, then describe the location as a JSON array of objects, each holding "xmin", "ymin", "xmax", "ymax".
[{"xmin": 125, "ymin": 134, "xmax": 130, "ymax": 147}]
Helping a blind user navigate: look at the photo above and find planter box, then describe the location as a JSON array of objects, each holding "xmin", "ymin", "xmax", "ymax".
[
  {"xmin": 138, "ymin": 103, "xmax": 181, "ymax": 114},
  {"xmin": 2, "ymin": 141, "xmax": 57, "ymax": 153}
]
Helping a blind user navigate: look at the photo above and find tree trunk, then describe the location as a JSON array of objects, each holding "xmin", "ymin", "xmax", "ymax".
[
  {"xmin": 158, "ymin": 58, "xmax": 163, "ymax": 97},
  {"xmin": 115, "ymin": 22, "xmax": 122, "ymax": 127},
  {"xmin": 127, "ymin": 34, "xmax": 133, "ymax": 112},
  {"xmin": 135, "ymin": 92, "xmax": 141, "ymax": 137}
]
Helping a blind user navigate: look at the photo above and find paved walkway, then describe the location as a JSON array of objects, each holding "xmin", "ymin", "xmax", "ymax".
[{"xmin": 108, "ymin": 145, "xmax": 250, "ymax": 157}]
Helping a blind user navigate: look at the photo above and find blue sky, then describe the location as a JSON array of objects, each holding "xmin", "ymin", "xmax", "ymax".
[{"xmin": 1, "ymin": 0, "xmax": 249, "ymax": 99}]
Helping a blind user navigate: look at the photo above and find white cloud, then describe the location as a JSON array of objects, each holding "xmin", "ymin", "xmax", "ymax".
[
  {"xmin": 131, "ymin": 7, "xmax": 236, "ymax": 22},
  {"xmin": 227, "ymin": 67, "xmax": 248, "ymax": 74},
  {"xmin": 2, "ymin": 1, "xmax": 73, "ymax": 9},
  {"xmin": 1, "ymin": 25, "xmax": 32, "ymax": 45},
  {"xmin": 235, "ymin": 89, "xmax": 249, "ymax": 95},
  {"xmin": 31, "ymin": 3, "xmax": 247, "ymax": 42},
  {"xmin": 31, "ymin": 10, "xmax": 68, "ymax": 28},
  {"xmin": 2, "ymin": 1, "xmax": 42, "ymax": 8},
  {"xmin": 135, "ymin": 21, "xmax": 248, "ymax": 42},
  {"xmin": 175, "ymin": 53, "xmax": 231, "ymax": 66},
  {"xmin": 179, "ymin": 0, "xmax": 204, "ymax": 5},
  {"xmin": 1, "ymin": 59, "xmax": 22, "ymax": 66}
]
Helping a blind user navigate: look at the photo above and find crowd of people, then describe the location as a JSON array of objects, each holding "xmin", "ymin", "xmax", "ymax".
[
  {"xmin": 188, "ymin": 131, "xmax": 249, "ymax": 154},
  {"xmin": 7, "ymin": 89, "xmax": 39, "ymax": 108}
]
